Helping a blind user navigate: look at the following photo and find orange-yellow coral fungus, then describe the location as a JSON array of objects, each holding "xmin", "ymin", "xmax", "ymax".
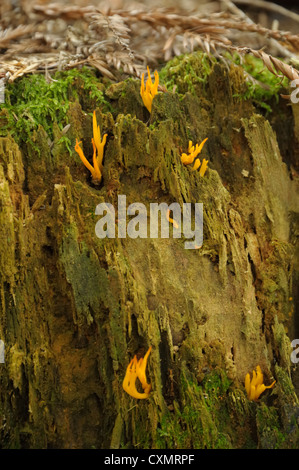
[
  {"xmin": 92, "ymin": 110, "xmax": 107, "ymax": 172},
  {"xmin": 136, "ymin": 346, "xmax": 152, "ymax": 394},
  {"xmin": 192, "ymin": 158, "xmax": 201, "ymax": 171},
  {"xmin": 123, "ymin": 347, "xmax": 152, "ymax": 399},
  {"xmin": 74, "ymin": 111, "xmax": 107, "ymax": 184},
  {"xmin": 181, "ymin": 138, "xmax": 208, "ymax": 176},
  {"xmin": 199, "ymin": 158, "xmax": 209, "ymax": 177},
  {"xmin": 245, "ymin": 365, "xmax": 276, "ymax": 401},
  {"xmin": 140, "ymin": 67, "xmax": 159, "ymax": 113}
]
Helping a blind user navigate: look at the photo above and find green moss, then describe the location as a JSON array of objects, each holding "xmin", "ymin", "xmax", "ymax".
[
  {"xmin": 255, "ymin": 366, "xmax": 299, "ymax": 448},
  {"xmin": 0, "ymin": 67, "xmax": 111, "ymax": 149},
  {"xmin": 159, "ymin": 51, "xmax": 217, "ymax": 96},
  {"xmin": 156, "ymin": 369, "xmax": 233, "ymax": 449},
  {"xmin": 201, "ymin": 369, "xmax": 231, "ymax": 398},
  {"xmin": 158, "ymin": 50, "xmax": 287, "ymax": 115},
  {"xmin": 256, "ymin": 403, "xmax": 287, "ymax": 449},
  {"xmin": 228, "ymin": 53, "xmax": 289, "ymax": 112}
]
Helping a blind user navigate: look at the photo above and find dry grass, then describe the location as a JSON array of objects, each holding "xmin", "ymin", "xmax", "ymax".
[{"xmin": 0, "ymin": 0, "xmax": 298, "ymax": 96}]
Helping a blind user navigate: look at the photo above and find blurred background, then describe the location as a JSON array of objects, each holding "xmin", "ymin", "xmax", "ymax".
[
  {"xmin": 0, "ymin": 0, "xmax": 298, "ymax": 88},
  {"xmin": 1, "ymin": 0, "xmax": 299, "ymax": 31}
]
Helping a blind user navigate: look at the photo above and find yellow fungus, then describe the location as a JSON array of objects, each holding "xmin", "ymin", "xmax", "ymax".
[
  {"xmin": 192, "ymin": 158, "xmax": 201, "ymax": 171},
  {"xmin": 181, "ymin": 152, "xmax": 194, "ymax": 165},
  {"xmin": 181, "ymin": 138, "xmax": 208, "ymax": 176},
  {"xmin": 199, "ymin": 158, "xmax": 209, "ymax": 177},
  {"xmin": 136, "ymin": 346, "xmax": 152, "ymax": 394},
  {"xmin": 245, "ymin": 365, "xmax": 276, "ymax": 401},
  {"xmin": 92, "ymin": 110, "xmax": 107, "ymax": 171},
  {"xmin": 74, "ymin": 111, "xmax": 107, "ymax": 184},
  {"xmin": 75, "ymin": 139, "xmax": 98, "ymax": 180},
  {"xmin": 123, "ymin": 347, "xmax": 152, "ymax": 399},
  {"xmin": 140, "ymin": 67, "xmax": 159, "ymax": 113}
]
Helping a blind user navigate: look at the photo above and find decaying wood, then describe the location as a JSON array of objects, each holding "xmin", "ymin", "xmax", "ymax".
[{"xmin": 0, "ymin": 1, "xmax": 299, "ymax": 450}]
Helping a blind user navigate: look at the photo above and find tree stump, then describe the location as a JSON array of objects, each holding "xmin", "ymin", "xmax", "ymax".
[{"xmin": 0, "ymin": 56, "xmax": 298, "ymax": 449}]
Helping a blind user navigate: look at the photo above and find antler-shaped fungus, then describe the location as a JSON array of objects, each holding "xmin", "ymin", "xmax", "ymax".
[
  {"xmin": 74, "ymin": 111, "xmax": 107, "ymax": 184},
  {"xmin": 181, "ymin": 138, "xmax": 209, "ymax": 176},
  {"xmin": 123, "ymin": 346, "xmax": 152, "ymax": 399},
  {"xmin": 245, "ymin": 365, "xmax": 276, "ymax": 401},
  {"xmin": 140, "ymin": 67, "xmax": 159, "ymax": 113}
]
